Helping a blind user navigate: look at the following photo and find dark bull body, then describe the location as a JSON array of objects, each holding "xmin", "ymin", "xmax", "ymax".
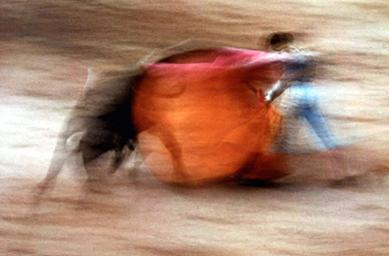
[{"xmin": 39, "ymin": 68, "xmax": 142, "ymax": 191}]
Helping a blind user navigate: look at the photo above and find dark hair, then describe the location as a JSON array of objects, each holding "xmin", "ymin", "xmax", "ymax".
[{"xmin": 266, "ymin": 32, "xmax": 294, "ymax": 49}]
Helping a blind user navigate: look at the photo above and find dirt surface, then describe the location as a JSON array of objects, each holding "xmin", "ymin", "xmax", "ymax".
[{"xmin": 1, "ymin": 1, "xmax": 389, "ymax": 255}]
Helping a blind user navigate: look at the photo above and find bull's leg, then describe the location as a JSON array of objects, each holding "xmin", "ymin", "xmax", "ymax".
[
  {"xmin": 110, "ymin": 147, "xmax": 126, "ymax": 173},
  {"xmin": 34, "ymin": 130, "xmax": 83, "ymax": 203},
  {"xmin": 137, "ymin": 124, "xmax": 188, "ymax": 183},
  {"xmin": 78, "ymin": 130, "xmax": 138, "ymax": 191},
  {"xmin": 36, "ymin": 138, "xmax": 68, "ymax": 195},
  {"xmin": 79, "ymin": 142, "xmax": 112, "ymax": 193},
  {"xmin": 158, "ymin": 129, "xmax": 186, "ymax": 180}
]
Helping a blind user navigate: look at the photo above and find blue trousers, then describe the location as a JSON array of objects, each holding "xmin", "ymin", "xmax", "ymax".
[{"xmin": 279, "ymin": 82, "xmax": 339, "ymax": 152}]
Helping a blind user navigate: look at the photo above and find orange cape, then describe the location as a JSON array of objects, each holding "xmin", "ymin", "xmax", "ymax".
[{"xmin": 133, "ymin": 48, "xmax": 288, "ymax": 184}]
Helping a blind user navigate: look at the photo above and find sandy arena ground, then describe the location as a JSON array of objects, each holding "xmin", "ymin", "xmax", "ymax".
[{"xmin": 1, "ymin": 1, "xmax": 389, "ymax": 255}]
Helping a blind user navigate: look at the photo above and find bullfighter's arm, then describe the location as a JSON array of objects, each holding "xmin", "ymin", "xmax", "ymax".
[{"xmin": 264, "ymin": 80, "xmax": 290, "ymax": 103}]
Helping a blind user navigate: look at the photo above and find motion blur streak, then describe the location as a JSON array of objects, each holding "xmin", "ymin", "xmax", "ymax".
[{"xmin": 0, "ymin": 1, "xmax": 388, "ymax": 256}]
